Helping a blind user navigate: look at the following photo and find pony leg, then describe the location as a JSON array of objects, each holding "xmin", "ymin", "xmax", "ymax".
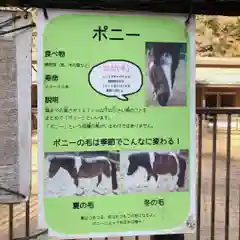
[
  {"xmin": 110, "ymin": 162, "xmax": 118, "ymax": 191},
  {"xmin": 96, "ymin": 174, "xmax": 102, "ymax": 187},
  {"xmin": 176, "ymin": 155, "xmax": 187, "ymax": 188},
  {"xmin": 147, "ymin": 174, "xmax": 151, "ymax": 181},
  {"xmin": 73, "ymin": 177, "xmax": 79, "ymax": 188},
  {"xmin": 75, "ymin": 189, "xmax": 85, "ymax": 196},
  {"xmin": 75, "ymin": 177, "xmax": 85, "ymax": 196},
  {"xmin": 152, "ymin": 89, "xmax": 157, "ymax": 101},
  {"xmin": 170, "ymin": 181, "xmax": 179, "ymax": 192}
]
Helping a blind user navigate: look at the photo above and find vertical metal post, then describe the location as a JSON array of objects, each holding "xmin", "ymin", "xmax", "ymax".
[
  {"xmin": 224, "ymin": 114, "xmax": 231, "ymax": 240},
  {"xmin": 210, "ymin": 114, "xmax": 217, "ymax": 240},
  {"xmin": 9, "ymin": 204, "xmax": 14, "ymax": 240},
  {"xmin": 25, "ymin": 200, "xmax": 30, "ymax": 237},
  {"xmin": 196, "ymin": 114, "xmax": 203, "ymax": 240},
  {"xmin": 238, "ymin": 185, "xmax": 240, "ymax": 240}
]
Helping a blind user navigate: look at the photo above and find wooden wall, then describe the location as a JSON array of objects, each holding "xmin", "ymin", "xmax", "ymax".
[{"xmin": 196, "ymin": 85, "xmax": 240, "ymax": 107}]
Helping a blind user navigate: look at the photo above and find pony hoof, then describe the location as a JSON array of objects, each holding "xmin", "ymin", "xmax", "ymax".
[
  {"xmin": 170, "ymin": 187, "xmax": 178, "ymax": 192},
  {"xmin": 75, "ymin": 188, "xmax": 85, "ymax": 196},
  {"xmin": 75, "ymin": 192, "xmax": 84, "ymax": 196},
  {"xmin": 92, "ymin": 189, "xmax": 105, "ymax": 195},
  {"xmin": 112, "ymin": 189, "xmax": 120, "ymax": 195}
]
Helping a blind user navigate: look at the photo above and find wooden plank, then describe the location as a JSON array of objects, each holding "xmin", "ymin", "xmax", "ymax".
[{"xmin": 196, "ymin": 57, "xmax": 240, "ymax": 68}]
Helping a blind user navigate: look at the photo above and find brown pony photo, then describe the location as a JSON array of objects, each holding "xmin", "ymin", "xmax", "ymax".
[
  {"xmin": 45, "ymin": 151, "xmax": 120, "ymax": 197},
  {"xmin": 145, "ymin": 42, "xmax": 187, "ymax": 107},
  {"xmin": 121, "ymin": 150, "xmax": 188, "ymax": 193}
]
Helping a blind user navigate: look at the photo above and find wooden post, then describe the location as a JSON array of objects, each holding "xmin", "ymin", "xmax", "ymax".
[{"xmin": 151, "ymin": 234, "xmax": 185, "ymax": 240}]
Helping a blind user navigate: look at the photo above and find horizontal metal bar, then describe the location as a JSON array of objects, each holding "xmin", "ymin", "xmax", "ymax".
[
  {"xmin": 0, "ymin": 23, "xmax": 35, "ymax": 36},
  {"xmin": 197, "ymin": 107, "xmax": 240, "ymax": 115},
  {"xmin": 151, "ymin": 234, "xmax": 185, "ymax": 240},
  {"xmin": 2, "ymin": 1, "xmax": 240, "ymax": 16},
  {"xmin": 13, "ymin": 229, "xmax": 48, "ymax": 240},
  {"xmin": 0, "ymin": 186, "xmax": 26, "ymax": 201}
]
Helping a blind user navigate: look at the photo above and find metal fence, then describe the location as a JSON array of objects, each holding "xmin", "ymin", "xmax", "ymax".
[
  {"xmin": 1, "ymin": 107, "xmax": 240, "ymax": 240},
  {"xmin": 196, "ymin": 107, "xmax": 240, "ymax": 240}
]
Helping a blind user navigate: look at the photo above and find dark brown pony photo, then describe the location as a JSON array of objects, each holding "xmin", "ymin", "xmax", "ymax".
[
  {"xmin": 146, "ymin": 42, "xmax": 187, "ymax": 107},
  {"xmin": 124, "ymin": 150, "xmax": 188, "ymax": 193},
  {"xmin": 77, "ymin": 156, "xmax": 111, "ymax": 195},
  {"xmin": 48, "ymin": 156, "xmax": 79, "ymax": 187},
  {"xmin": 45, "ymin": 151, "xmax": 120, "ymax": 197}
]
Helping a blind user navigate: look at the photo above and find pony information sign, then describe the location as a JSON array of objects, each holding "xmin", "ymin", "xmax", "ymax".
[{"xmin": 37, "ymin": 9, "xmax": 196, "ymax": 238}]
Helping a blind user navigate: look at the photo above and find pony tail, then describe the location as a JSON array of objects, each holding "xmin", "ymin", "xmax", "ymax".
[{"xmin": 177, "ymin": 155, "xmax": 187, "ymax": 188}]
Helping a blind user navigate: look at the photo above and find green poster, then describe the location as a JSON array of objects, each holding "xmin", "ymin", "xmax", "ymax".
[{"xmin": 37, "ymin": 9, "xmax": 196, "ymax": 238}]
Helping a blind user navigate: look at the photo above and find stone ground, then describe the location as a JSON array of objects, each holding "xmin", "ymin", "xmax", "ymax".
[{"xmin": 1, "ymin": 127, "xmax": 240, "ymax": 240}]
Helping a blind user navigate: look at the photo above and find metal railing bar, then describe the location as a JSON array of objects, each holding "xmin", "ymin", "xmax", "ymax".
[
  {"xmin": 239, "ymin": 185, "xmax": 240, "ymax": 240},
  {"xmin": 210, "ymin": 114, "xmax": 217, "ymax": 240},
  {"xmin": 13, "ymin": 229, "xmax": 48, "ymax": 240},
  {"xmin": 196, "ymin": 114, "xmax": 203, "ymax": 240},
  {"xmin": 196, "ymin": 107, "xmax": 240, "ymax": 115},
  {"xmin": 25, "ymin": 201, "xmax": 30, "ymax": 238},
  {"xmin": 225, "ymin": 114, "xmax": 231, "ymax": 240},
  {"xmin": 9, "ymin": 204, "xmax": 14, "ymax": 240},
  {"xmin": 151, "ymin": 234, "xmax": 184, "ymax": 240},
  {"xmin": 0, "ymin": 186, "xmax": 26, "ymax": 200}
]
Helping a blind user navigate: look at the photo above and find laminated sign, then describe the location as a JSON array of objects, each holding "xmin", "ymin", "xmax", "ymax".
[{"xmin": 37, "ymin": 9, "xmax": 196, "ymax": 238}]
